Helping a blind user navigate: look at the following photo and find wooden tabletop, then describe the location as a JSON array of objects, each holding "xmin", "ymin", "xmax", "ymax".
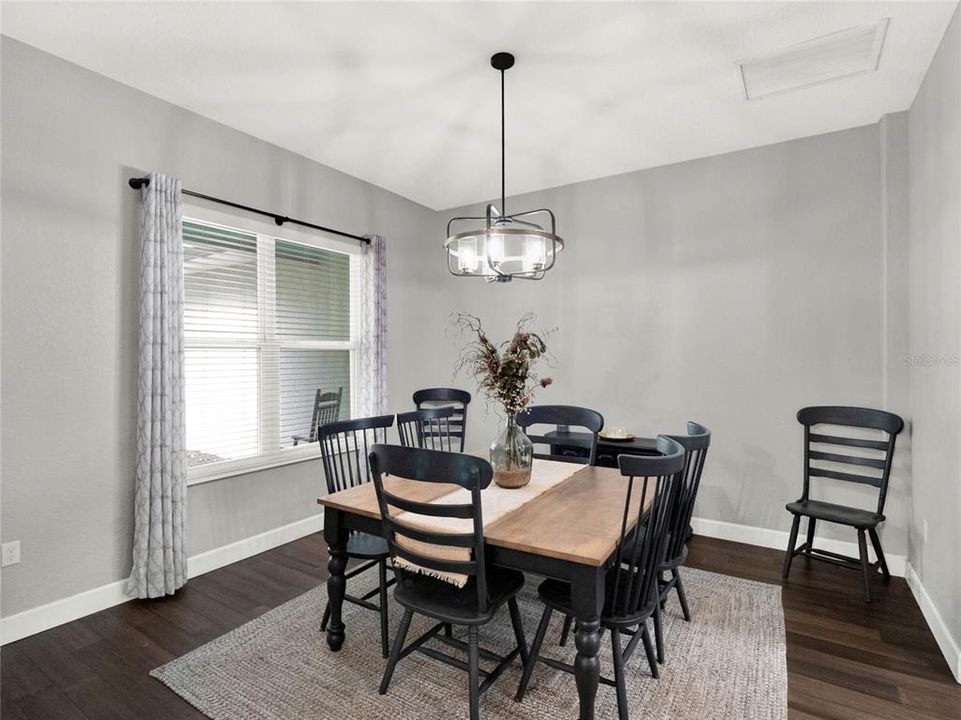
[{"xmin": 318, "ymin": 461, "xmax": 653, "ymax": 567}]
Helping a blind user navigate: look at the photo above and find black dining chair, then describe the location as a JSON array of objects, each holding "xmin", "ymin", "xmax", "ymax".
[
  {"xmin": 557, "ymin": 423, "xmax": 711, "ymax": 655},
  {"xmin": 522, "ymin": 405, "xmax": 603, "ymax": 648},
  {"xmin": 515, "ymin": 437, "xmax": 685, "ymax": 720},
  {"xmin": 396, "ymin": 407, "xmax": 458, "ymax": 452},
  {"xmin": 369, "ymin": 444, "xmax": 528, "ymax": 720},
  {"xmin": 413, "ymin": 388, "xmax": 472, "ymax": 452},
  {"xmin": 317, "ymin": 414, "xmax": 396, "ymax": 657},
  {"xmin": 783, "ymin": 406, "xmax": 904, "ymax": 602},
  {"xmin": 517, "ymin": 404, "xmax": 605, "ymax": 465},
  {"xmin": 650, "ymin": 421, "xmax": 711, "ymax": 664},
  {"xmin": 292, "ymin": 386, "xmax": 343, "ymax": 446}
]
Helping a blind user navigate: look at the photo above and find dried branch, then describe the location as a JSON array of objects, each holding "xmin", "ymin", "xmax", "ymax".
[{"xmin": 452, "ymin": 313, "xmax": 555, "ymax": 417}]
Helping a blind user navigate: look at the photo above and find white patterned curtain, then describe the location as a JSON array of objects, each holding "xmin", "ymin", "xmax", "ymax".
[
  {"xmin": 125, "ymin": 172, "xmax": 188, "ymax": 599},
  {"xmin": 358, "ymin": 235, "xmax": 388, "ymax": 416}
]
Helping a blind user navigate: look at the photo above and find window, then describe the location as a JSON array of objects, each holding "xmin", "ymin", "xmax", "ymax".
[{"xmin": 183, "ymin": 217, "xmax": 359, "ymax": 483}]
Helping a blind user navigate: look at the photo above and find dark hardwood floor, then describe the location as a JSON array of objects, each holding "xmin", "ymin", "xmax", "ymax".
[{"xmin": 2, "ymin": 534, "xmax": 958, "ymax": 719}]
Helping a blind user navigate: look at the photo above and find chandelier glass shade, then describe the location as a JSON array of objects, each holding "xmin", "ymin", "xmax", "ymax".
[
  {"xmin": 444, "ymin": 52, "xmax": 564, "ymax": 282},
  {"xmin": 445, "ymin": 207, "xmax": 564, "ymax": 281}
]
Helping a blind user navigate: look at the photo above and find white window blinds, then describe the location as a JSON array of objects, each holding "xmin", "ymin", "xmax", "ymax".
[{"xmin": 183, "ymin": 218, "xmax": 357, "ymax": 480}]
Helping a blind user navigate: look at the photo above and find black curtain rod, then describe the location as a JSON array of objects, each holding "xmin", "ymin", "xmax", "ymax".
[{"xmin": 128, "ymin": 177, "xmax": 370, "ymax": 245}]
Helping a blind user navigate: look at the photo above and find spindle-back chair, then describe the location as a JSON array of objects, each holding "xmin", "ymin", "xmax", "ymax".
[
  {"xmin": 516, "ymin": 436, "xmax": 685, "ymax": 720},
  {"xmin": 413, "ymin": 388, "xmax": 472, "ymax": 452},
  {"xmin": 397, "ymin": 407, "xmax": 458, "ymax": 452},
  {"xmin": 316, "ymin": 414, "xmax": 396, "ymax": 656}
]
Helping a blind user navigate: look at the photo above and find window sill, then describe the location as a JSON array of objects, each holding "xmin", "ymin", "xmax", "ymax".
[{"xmin": 187, "ymin": 445, "xmax": 321, "ymax": 487}]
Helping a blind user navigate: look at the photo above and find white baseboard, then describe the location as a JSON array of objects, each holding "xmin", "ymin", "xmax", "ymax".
[
  {"xmin": 0, "ymin": 578, "xmax": 131, "ymax": 647},
  {"xmin": 905, "ymin": 563, "xmax": 961, "ymax": 683},
  {"xmin": 186, "ymin": 514, "xmax": 324, "ymax": 577},
  {"xmin": 0, "ymin": 513, "xmax": 325, "ymax": 646},
  {"xmin": 690, "ymin": 516, "xmax": 907, "ymax": 577}
]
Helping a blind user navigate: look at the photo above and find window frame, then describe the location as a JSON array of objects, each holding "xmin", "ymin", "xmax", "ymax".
[{"xmin": 182, "ymin": 202, "xmax": 362, "ymax": 486}]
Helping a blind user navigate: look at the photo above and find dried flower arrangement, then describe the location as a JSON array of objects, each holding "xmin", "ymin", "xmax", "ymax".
[
  {"xmin": 453, "ymin": 313, "xmax": 555, "ymax": 488},
  {"xmin": 453, "ymin": 312, "xmax": 554, "ymax": 417}
]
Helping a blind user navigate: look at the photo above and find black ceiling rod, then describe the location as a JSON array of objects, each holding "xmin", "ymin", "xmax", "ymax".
[
  {"xmin": 490, "ymin": 51, "xmax": 515, "ymax": 216},
  {"xmin": 128, "ymin": 176, "xmax": 371, "ymax": 245}
]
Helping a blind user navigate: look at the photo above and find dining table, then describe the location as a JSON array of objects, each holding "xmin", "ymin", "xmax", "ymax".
[{"xmin": 318, "ymin": 458, "xmax": 656, "ymax": 720}]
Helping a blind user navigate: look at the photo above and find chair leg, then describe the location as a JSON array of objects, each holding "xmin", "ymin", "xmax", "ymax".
[
  {"xmin": 610, "ymin": 629, "xmax": 629, "ymax": 720},
  {"xmin": 444, "ymin": 623, "xmax": 453, "ymax": 638},
  {"xmin": 516, "ymin": 605, "xmax": 553, "ymax": 702},
  {"xmin": 378, "ymin": 559, "xmax": 390, "ymax": 659},
  {"xmin": 652, "ymin": 604, "xmax": 664, "ymax": 664},
  {"xmin": 467, "ymin": 626, "xmax": 480, "ymax": 720},
  {"xmin": 640, "ymin": 623, "xmax": 659, "ymax": 679},
  {"xmin": 507, "ymin": 596, "xmax": 529, "ymax": 667},
  {"xmin": 559, "ymin": 614, "xmax": 573, "ymax": 647},
  {"xmin": 857, "ymin": 530, "xmax": 873, "ymax": 603},
  {"xmin": 805, "ymin": 517, "xmax": 817, "ymax": 556},
  {"xmin": 782, "ymin": 515, "xmax": 801, "ymax": 578},
  {"xmin": 673, "ymin": 568, "xmax": 691, "ymax": 622},
  {"xmin": 320, "ymin": 602, "xmax": 331, "ymax": 631},
  {"xmin": 379, "ymin": 609, "xmax": 413, "ymax": 694},
  {"xmin": 869, "ymin": 528, "xmax": 890, "ymax": 581}
]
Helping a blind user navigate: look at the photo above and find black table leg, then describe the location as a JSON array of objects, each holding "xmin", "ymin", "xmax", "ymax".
[
  {"xmin": 571, "ymin": 567, "xmax": 605, "ymax": 720},
  {"xmin": 324, "ymin": 508, "xmax": 348, "ymax": 651}
]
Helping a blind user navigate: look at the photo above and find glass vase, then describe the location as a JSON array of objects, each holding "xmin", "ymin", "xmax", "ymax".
[{"xmin": 490, "ymin": 414, "xmax": 534, "ymax": 489}]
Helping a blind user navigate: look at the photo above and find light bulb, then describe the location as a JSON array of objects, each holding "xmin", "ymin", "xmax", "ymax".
[
  {"xmin": 523, "ymin": 236, "xmax": 546, "ymax": 272},
  {"xmin": 487, "ymin": 232, "xmax": 505, "ymax": 269},
  {"xmin": 458, "ymin": 238, "xmax": 479, "ymax": 273}
]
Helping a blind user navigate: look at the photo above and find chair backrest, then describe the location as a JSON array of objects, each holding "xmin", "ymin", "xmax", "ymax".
[
  {"xmin": 396, "ymin": 407, "xmax": 458, "ymax": 452},
  {"xmin": 797, "ymin": 406, "xmax": 904, "ymax": 517},
  {"xmin": 413, "ymin": 388, "xmax": 472, "ymax": 452},
  {"xmin": 608, "ymin": 436, "xmax": 686, "ymax": 620},
  {"xmin": 663, "ymin": 422, "xmax": 711, "ymax": 565},
  {"xmin": 368, "ymin": 444, "xmax": 492, "ymax": 612},
  {"xmin": 317, "ymin": 414, "xmax": 395, "ymax": 494},
  {"xmin": 516, "ymin": 404, "xmax": 605, "ymax": 465},
  {"xmin": 308, "ymin": 387, "xmax": 344, "ymax": 443}
]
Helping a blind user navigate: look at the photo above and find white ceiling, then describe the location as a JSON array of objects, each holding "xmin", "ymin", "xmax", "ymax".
[{"xmin": 2, "ymin": 2, "xmax": 956, "ymax": 210}]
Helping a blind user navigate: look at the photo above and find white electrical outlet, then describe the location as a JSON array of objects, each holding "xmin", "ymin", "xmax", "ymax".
[
  {"xmin": 1, "ymin": 541, "xmax": 21, "ymax": 567},
  {"xmin": 922, "ymin": 519, "xmax": 929, "ymax": 544}
]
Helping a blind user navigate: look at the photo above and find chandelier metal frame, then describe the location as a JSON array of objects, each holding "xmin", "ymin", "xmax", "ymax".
[{"xmin": 444, "ymin": 52, "xmax": 564, "ymax": 283}]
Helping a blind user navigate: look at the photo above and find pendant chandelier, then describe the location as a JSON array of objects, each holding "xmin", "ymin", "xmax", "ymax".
[{"xmin": 445, "ymin": 52, "xmax": 564, "ymax": 282}]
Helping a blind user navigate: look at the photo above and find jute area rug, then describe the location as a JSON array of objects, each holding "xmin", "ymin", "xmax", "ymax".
[{"xmin": 153, "ymin": 567, "xmax": 786, "ymax": 719}]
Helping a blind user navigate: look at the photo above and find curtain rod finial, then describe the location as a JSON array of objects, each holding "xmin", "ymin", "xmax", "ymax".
[{"xmin": 128, "ymin": 177, "xmax": 150, "ymax": 190}]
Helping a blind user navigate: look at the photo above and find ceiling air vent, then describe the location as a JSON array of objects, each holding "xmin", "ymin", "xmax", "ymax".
[{"xmin": 738, "ymin": 18, "xmax": 889, "ymax": 100}]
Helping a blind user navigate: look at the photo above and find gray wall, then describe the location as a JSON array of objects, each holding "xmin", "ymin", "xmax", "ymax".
[
  {"xmin": 907, "ymin": 5, "xmax": 961, "ymax": 650},
  {"xmin": 880, "ymin": 111, "xmax": 913, "ymax": 566},
  {"xmin": 438, "ymin": 124, "xmax": 909, "ymax": 553},
  {"xmin": 0, "ymin": 38, "xmax": 440, "ymax": 617}
]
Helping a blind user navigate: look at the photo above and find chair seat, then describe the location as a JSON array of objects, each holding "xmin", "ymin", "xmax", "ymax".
[
  {"xmin": 785, "ymin": 499, "xmax": 884, "ymax": 529},
  {"xmin": 393, "ymin": 566, "xmax": 524, "ymax": 626},
  {"xmin": 538, "ymin": 569, "xmax": 657, "ymax": 628},
  {"xmin": 660, "ymin": 543, "xmax": 688, "ymax": 571},
  {"xmin": 625, "ymin": 525, "xmax": 688, "ymax": 570},
  {"xmin": 346, "ymin": 531, "xmax": 390, "ymax": 559}
]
